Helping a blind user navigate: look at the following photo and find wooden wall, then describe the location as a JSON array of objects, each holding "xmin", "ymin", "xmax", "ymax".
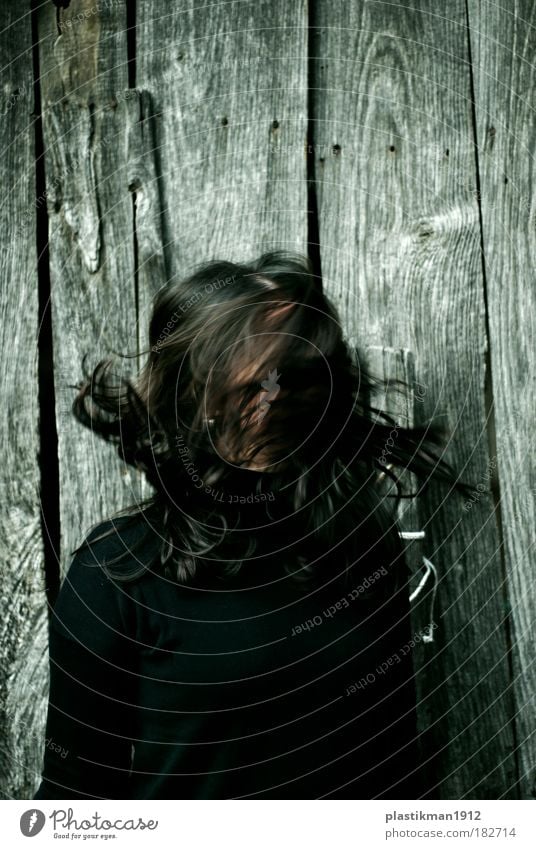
[
  {"xmin": 0, "ymin": 2, "xmax": 47, "ymax": 800},
  {"xmin": 312, "ymin": 0, "xmax": 520, "ymax": 799},
  {"xmin": 0, "ymin": 0, "xmax": 533, "ymax": 799}
]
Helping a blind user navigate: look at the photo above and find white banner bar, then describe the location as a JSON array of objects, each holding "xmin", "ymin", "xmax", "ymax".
[{"xmin": 2, "ymin": 799, "xmax": 534, "ymax": 848}]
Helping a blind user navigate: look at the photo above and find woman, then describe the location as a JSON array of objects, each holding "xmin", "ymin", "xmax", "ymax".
[{"xmin": 34, "ymin": 251, "xmax": 471, "ymax": 800}]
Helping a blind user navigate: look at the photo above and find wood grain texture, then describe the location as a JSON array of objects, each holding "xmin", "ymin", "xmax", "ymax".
[
  {"xmin": 126, "ymin": 89, "xmax": 167, "ymax": 312},
  {"xmin": 363, "ymin": 346, "xmax": 422, "ymax": 572},
  {"xmin": 0, "ymin": 4, "xmax": 46, "ymax": 799},
  {"xmin": 1, "ymin": 0, "xmax": 532, "ymax": 803},
  {"xmin": 136, "ymin": 0, "xmax": 309, "ymax": 277},
  {"xmin": 313, "ymin": 1, "xmax": 517, "ymax": 797},
  {"xmin": 37, "ymin": 0, "xmax": 147, "ymax": 573},
  {"xmin": 363, "ymin": 345, "xmax": 446, "ymax": 797},
  {"xmin": 125, "ymin": 87, "xmax": 168, "ymax": 503},
  {"xmin": 468, "ymin": 0, "xmax": 536, "ymax": 799}
]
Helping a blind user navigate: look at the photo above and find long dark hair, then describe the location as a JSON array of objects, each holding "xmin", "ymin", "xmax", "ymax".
[{"xmin": 72, "ymin": 251, "xmax": 474, "ymax": 593}]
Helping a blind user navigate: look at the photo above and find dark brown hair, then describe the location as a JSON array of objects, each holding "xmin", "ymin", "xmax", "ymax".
[{"xmin": 72, "ymin": 251, "xmax": 474, "ymax": 592}]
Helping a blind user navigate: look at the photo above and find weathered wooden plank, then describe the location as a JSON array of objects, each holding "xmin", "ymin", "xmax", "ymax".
[
  {"xmin": 0, "ymin": 5, "xmax": 46, "ymax": 799},
  {"xmin": 136, "ymin": 0, "xmax": 309, "ymax": 277},
  {"xmin": 363, "ymin": 345, "xmax": 444, "ymax": 797},
  {"xmin": 313, "ymin": 1, "xmax": 517, "ymax": 797},
  {"xmin": 125, "ymin": 88, "xmax": 168, "ymax": 503},
  {"xmin": 37, "ymin": 0, "xmax": 145, "ymax": 572},
  {"xmin": 363, "ymin": 346, "xmax": 422, "ymax": 571},
  {"xmin": 468, "ymin": 0, "xmax": 536, "ymax": 799},
  {"xmin": 125, "ymin": 88, "xmax": 168, "ymax": 345}
]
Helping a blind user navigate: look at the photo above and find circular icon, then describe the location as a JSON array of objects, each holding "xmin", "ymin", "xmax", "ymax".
[{"xmin": 20, "ymin": 809, "xmax": 46, "ymax": 837}]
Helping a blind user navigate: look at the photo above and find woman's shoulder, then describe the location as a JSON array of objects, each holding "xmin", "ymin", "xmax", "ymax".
[
  {"xmin": 50, "ymin": 511, "xmax": 162, "ymax": 644},
  {"xmin": 77, "ymin": 510, "xmax": 161, "ymax": 571}
]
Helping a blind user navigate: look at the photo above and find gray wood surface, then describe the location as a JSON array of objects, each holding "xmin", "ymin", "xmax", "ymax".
[
  {"xmin": 126, "ymin": 88, "xmax": 168, "ymax": 314},
  {"xmin": 0, "ymin": 4, "xmax": 46, "ymax": 799},
  {"xmin": 37, "ymin": 0, "xmax": 146, "ymax": 573},
  {"xmin": 136, "ymin": 0, "xmax": 309, "ymax": 276},
  {"xmin": 125, "ymin": 87, "xmax": 168, "ymax": 503},
  {"xmin": 364, "ymin": 345, "xmax": 445, "ymax": 797},
  {"xmin": 468, "ymin": 0, "xmax": 536, "ymax": 799},
  {"xmin": 1, "ymin": 0, "xmax": 533, "ymax": 802},
  {"xmin": 363, "ymin": 346, "xmax": 422, "ymax": 574},
  {"xmin": 313, "ymin": 0, "xmax": 517, "ymax": 797}
]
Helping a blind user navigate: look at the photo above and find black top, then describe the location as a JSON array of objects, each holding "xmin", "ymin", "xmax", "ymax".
[{"xmin": 34, "ymin": 502, "xmax": 423, "ymax": 800}]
